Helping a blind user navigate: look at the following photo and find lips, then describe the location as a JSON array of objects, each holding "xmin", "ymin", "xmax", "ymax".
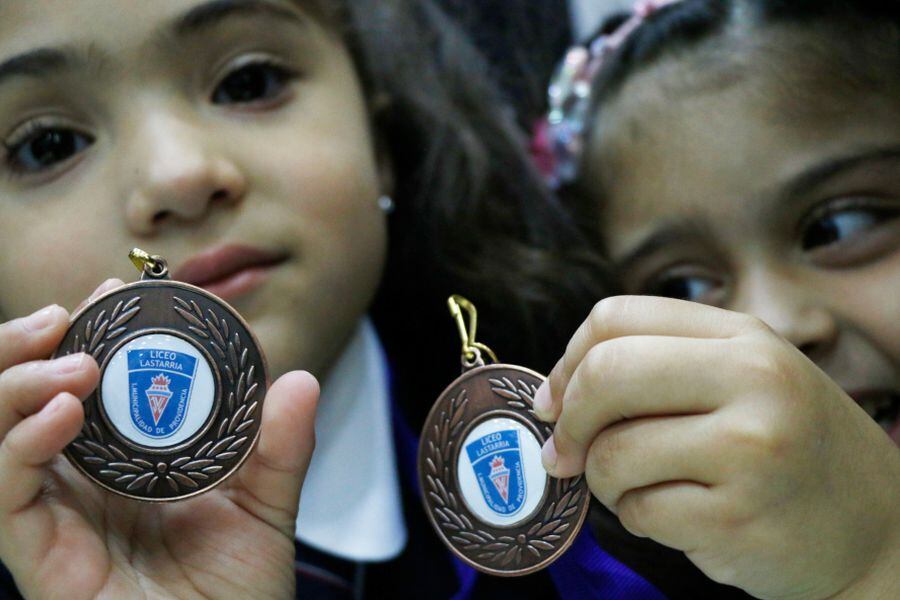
[{"xmin": 173, "ymin": 244, "xmax": 288, "ymax": 301}]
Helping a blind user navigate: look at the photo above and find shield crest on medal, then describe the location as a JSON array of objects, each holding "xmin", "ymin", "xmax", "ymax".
[
  {"xmin": 465, "ymin": 429, "xmax": 527, "ymax": 516},
  {"xmin": 127, "ymin": 349, "xmax": 198, "ymax": 439}
]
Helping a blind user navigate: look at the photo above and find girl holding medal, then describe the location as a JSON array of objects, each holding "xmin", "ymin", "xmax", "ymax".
[
  {"xmin": 0, "ymin": 0, "xmax": 625, "ymax": 598},
  {"xmin": 532, "ymin": 0, "xmax": 900, "ymax": 598}
]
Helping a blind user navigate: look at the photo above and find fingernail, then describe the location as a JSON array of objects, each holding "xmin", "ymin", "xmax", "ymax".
[
  {"xmin": 54, "ymin": 353, "xmax": 88, "ymax": 374},
  {"xmin": 541, "ymin": 435, "xmax": 558, "ymax": 474},
  {"xmin": 533, "ymin": 382, "xmax": 552, "ymax": 416},
  {"xmin": 22, "ymin": 305, "xmax": 64, "ymax": 332}
]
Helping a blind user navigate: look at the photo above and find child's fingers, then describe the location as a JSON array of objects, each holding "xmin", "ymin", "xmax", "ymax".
[
  {"xmin": 0, "ymin": 392, "xmax": 84, "ymax": 516},
  {"xmin": 0, "ymin": 354, "xmax": 99, "ymax": 439},
  {"xmin": 536, "ymin": 296, "xmax": 762, "ymax": 423},
  {"xmin": 72, "ymin": 279, "xmax": 126, "ymax": 315},
  {"xmin": 544, "ymin": 335, "xmax": 726, "ymax": 478},
  {"xmin": 531, "ymin": 380, "xmax": 558, "ymax": 423},
  {"xmin": 231, "ymin": 371, "xmax": 319, "ymax": 536},
  {"xmin": 585, "ymin": 414, "xmax": 723, "ymax": 509},
  {"xmin": 0, "ymin": 306, "xmax": 70, "ymax": 372},
  {"xmin": 615, "ymin": 481, "xmax": 717, "ymax": 550}
]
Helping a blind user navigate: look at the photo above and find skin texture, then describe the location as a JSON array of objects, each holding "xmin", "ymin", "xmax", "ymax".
[
  {"xmin": 0, "ymin": 0, "xmax": 390, "ymax": 597},
  {"xmin": 533, "ymin": 27, "xmax": 900, "ymax": 600}
]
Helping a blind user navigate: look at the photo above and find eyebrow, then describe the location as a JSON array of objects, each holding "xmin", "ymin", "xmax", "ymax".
[
  {"xmin": 615, "ymin": 218, "xmax": 716, "ymax": 271},
  {"xmin": 172, "ymin": 0, "xmax": 305, "ymax": 37},
  {"xmin": 615, "ymin": 145, "xmax": 900, "ymax": 270},
  {"xmin": 0, "ymin": 0, "xmax": 304, "ymax": 91},
  {"xmin": 780, "ymin": 145, "xmax": 900, "ymax": 200},
  {"xmin": 0, "ymin": 47, "xmax": 75, "ymax": 89}
]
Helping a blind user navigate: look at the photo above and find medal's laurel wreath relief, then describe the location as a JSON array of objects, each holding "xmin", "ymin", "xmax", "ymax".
[
  {"xmin": 422, "ymin": 375, "xmax": 585, "ymax": 570},
  {"xmin": 66, "ymin": 294, "xmax": 259, "ymax": 497}
]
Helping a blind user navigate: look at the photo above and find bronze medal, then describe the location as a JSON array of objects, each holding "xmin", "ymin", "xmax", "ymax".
[
  {"xmin": 55, "ymin": 249, "xmax": 268, "ymax": 502},
  {"xmin": 418, "ymin": 297, "xmax": 590, "ymax": 576}
]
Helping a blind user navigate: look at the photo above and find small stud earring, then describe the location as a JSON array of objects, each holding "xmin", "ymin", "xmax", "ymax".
[{"xmin": 377, "ymin": 195, "xmax": 396, "ymax": 214}]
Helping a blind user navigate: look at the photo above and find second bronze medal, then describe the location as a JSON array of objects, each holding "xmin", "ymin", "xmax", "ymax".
[{"xmin": 418, "ymin": 296, "xmax": 590, "ymax": 576}]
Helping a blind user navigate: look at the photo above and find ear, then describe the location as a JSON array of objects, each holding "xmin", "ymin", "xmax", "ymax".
[{"xmin": 370, "ymin": 92, "xmax": 395, "ymax": 198}]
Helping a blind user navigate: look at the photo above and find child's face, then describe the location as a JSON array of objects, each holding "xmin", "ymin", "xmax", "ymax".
[
  {"xmin": 0, "ymin": 0, "xmax": 389, "ymax": 378},
  {"xmin": 585, "ymin": 32, "xmax": 900, "ymax": 430}
]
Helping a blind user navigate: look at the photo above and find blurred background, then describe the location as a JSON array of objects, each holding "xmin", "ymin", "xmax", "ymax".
[
  {"xmin": 438, "ymin": 0, "xmax": 632, "ymax": 127},
  {"xmin": 571, "ymin": 0, "xmax": 631, "ymax": 39}
]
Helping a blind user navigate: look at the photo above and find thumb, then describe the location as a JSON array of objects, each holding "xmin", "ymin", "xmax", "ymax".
[{"xmin": 230, "ymin": 370, "xmax": 319, "ymax": 535}]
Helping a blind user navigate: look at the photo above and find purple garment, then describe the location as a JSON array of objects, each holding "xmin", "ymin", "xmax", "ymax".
[
  {"xmin": 391, "ymin": 394, "xmax": 667, "ymax": 600},
  {"xmin": 547, "ymin": 527, "xmax": 668, "ymax": 599}
]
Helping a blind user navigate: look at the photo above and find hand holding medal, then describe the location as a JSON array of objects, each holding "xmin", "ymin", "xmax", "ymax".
[
  {"xmin": 0, "ymin": 251, "xmax": 319, "ymax": 598},
  {"xmin": 418, "ymin": 296, "xmax": 590, "ymax": 576}
]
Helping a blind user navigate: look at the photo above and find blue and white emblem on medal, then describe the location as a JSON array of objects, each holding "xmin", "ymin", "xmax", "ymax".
[
  {"xmin": 102, "ymin": 333, "xmax": 217, "ymax": 450},
  {"xmin": 465, "ymin": 430, "xmax": 527, "ymax": 516},
  {"xmin": 127, "ymin": 349, "xmax": 198, "ymax": 438},
  {"xmin": 457, "ymin": 417, "xmax": 546, "ymax": 528}
]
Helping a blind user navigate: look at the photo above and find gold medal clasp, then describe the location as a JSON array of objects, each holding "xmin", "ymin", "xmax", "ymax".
[
  {"xmin": 129, "ymin": 248, "xmax": 170, "ymax": 280},
  {"xmin": 447, "ymin": 295, "xmax": 499, "ymax": 369}
]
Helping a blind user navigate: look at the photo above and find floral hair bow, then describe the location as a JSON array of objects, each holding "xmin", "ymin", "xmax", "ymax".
[{"xmin": 531, "ymin": 0, "xmax": 683, "ymax": 189}]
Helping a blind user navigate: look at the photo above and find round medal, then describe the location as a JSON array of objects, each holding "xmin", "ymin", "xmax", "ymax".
[
  {"xmin": 55, "ymin": 250, "xmax": 268, "ymax": 502},
  {"xmin": 418, "ymin": 297, "xmax": 590, "ymax": 576}
]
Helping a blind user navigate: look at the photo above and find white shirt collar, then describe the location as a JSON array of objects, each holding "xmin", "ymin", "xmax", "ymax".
[{"xmin": 294, "ymin": 319, "xmax": 407, "ymax": 561}]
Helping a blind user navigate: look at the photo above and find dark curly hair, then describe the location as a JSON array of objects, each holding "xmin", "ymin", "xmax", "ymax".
[{"xmin": 299, "ymin": 0, "xmax": 610, "ymax": 422}]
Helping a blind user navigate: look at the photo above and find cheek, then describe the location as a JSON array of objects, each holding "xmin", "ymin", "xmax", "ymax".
[
  {"xmin": 835, "ymin": 254, "xmax": 900, "ymax": 366},
  {"xmin": 247, "ymin": 94, "xmax": 387, "ymax": 272},
  {"xmin": 0, "ymin": 200, "xmax": 127, "ymax": 317},
  {"xmin": 294, "ymin": 144, "xmax": 387, "ymax": 297}
]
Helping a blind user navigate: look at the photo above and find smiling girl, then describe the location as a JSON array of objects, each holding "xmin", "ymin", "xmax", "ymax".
[{"xmin": 533, "ymin": 1, "xmax": 900, "ymax": 598}]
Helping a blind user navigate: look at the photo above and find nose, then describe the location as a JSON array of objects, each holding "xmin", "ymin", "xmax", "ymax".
[
  {"xmin": 124, "ymin": 110, "xmax": 246, "ymax": 235},
  {"xmin": 731, "ymin": 266, "xmax": 838, "ymax": 360}
]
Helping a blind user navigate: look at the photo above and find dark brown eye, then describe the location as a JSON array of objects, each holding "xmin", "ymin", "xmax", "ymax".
[
  {"xmin": 6, "ymin": 127, "xmax": 94, "ymax": 173},
  {"xmin": 212, "ymin": 62, "xmax": 292, "ymax": 105},
  {"xmin": 801, "ymin": 208, "xmax": 895, "ymax": 251}
]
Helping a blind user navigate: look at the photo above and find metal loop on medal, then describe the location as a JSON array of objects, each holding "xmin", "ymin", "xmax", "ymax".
[
  {"xmin": 142, "ymin": 257, "xmax": 169, "ymax": 280},
  {"xmin": 461, "ymin": 346, "xmax": 485, "ymax": 369},
  {"xmin": 130, "ymin": 248, "xmax": 169, "ymax": 280}
]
